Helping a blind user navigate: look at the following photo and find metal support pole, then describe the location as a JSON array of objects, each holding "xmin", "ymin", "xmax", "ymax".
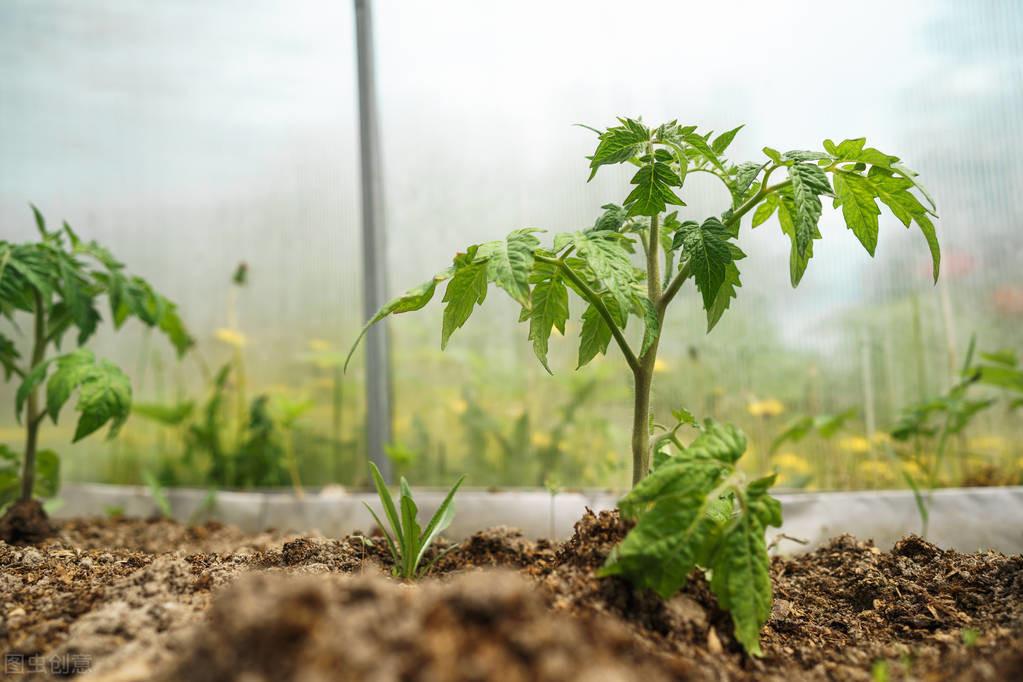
[{"xmin": 354, "ymin": 0, "xmax": 392, "ymax": 481}]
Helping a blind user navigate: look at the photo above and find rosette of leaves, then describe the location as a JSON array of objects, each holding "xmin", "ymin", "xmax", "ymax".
[
  {"xmin": 599, "ymin": 415, "xmax": 782, "ymax": 656},
  {"xmin": 0, "ymin": 207, "xmax": 192, "ymax": 535},
  {"xmin": 346, "ymin": 117, "xmax": 940, "ymax": 487}
]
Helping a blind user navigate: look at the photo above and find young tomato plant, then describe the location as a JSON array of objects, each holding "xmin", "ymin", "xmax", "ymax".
[
  {"xmin": 364, "ymin": 461, "xmax": 464, "ymax": 579},
  {"xmin": 347, "ymin": 116, "xmax": 941, "ymax": 487},
  {"xmin": 599, "ymin": 413, "xmax": 782, "ymax": 656},
  {"xmin": 0, "ymin": 207, "xmax": 192, "ymax": 540}
]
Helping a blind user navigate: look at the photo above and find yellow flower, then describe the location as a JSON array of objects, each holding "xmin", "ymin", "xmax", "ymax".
[
  {"xmin": 857, "ymin": 460, "xmax": 892, "ymax": 479},
  {"xmin": 747, "ymin": 399, "xmax": 785, "ymax": 418},
  {"xmin": 449, "ymin": 399, "xmax": 467, "ymax": 415},
  {"xmin": 773, "ymin": 452, "xmax": 812, "ymax": 475},
  {"xmin": 653, "ymin": 358, "xmax": 671, "ymax": 374},
  {"xmin": 531, "ymin": 432, "xmax": 552, "ymax": 448},
  {"xmin": 214, "ymin": 327, "xmax": 247, "ymax": 348},
  {"xmin": 839, "ymin": 436, "xmax": 871, "ymax": 454},
  {"xmin": 870, "ymin": 432, "xmax": 892, "ymax": 446},
  {"xmin": 901, "ymin": 460, "xmax": 923, "ymax": 478},
  {"xmin": 307, "ymin": 338, "xmax": 331, "ymax": 352},
  {"xmin": 969, "ymin": 436, "xmax": 1008, "ymax": 453}
]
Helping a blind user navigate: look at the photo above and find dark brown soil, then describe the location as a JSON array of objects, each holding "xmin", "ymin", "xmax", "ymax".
[
  {"xmin": 0, "ymin": 499, "xmax": 53, "ymax": 545},
  {"xmin": 0, "ymin": 511, "xmax": 1020, "ymax": 681}
]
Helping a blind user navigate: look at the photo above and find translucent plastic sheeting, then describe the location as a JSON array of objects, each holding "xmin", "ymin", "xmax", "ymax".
[{"xmin": 56, "ymin": 484, "xmax": 1023, "ymax": 555}]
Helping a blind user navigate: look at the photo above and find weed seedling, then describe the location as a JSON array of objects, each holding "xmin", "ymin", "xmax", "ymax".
[
  {"xmin": 364, "ymin": 461, "xmax": 464, "ymax": 579},
  {"xmin": 0, "ymin": 207, "xmax": 192, "ymax": 540}
]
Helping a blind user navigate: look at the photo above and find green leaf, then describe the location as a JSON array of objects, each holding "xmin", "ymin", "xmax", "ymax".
[
  {"xmin": 478, "ymin": 229, "xmax": 540, "ymax": 307},
  {"xmin": 751, "ymin": 193, "xmax": 778, "ymax": 228},
  {"xmin": 706, "ymin": 256, "xmax": 742, "ymax": 332},
  {"xmin": 709, "ymin": 479, "xmax": 780, "ymax": 657},
  {"xmin": 824, "ymin": 137, "xmax": 899, "ymax": 169},
  {"xmin": 776, "ymin": 191, "xmax": 819, "ymax": 286},
  {"xmin": 528, "ymin": 271, "xmax": 569, "ymax": 374},
  {"xmin": 577, "ymin": 304, "xmax": 612, "ymax": 369},
  {"xmin": 441, "ymin": 249, "xmax": 489, "ymax": 349},
  {"xmin": 731, "ymin": 162, "xmax": 764, "ymax": 203},
  {"xmin": 762, "ymin": 147, "xmax": 783, "ymax": 164},
  {"xmin": 56, "ymin": 351, "xmax": 132, "ymax": 442},
  {"xmin": 570, "ymin": 231, "xmax": 636, "ymax": 312},
  {"xmin": 591, "ymin": 204, "xmax": 628, "ymax": 233},
  {"xmin": 787, "ymin": 163, "xmax": 832, "ymax": 259},
  {"xmin": 345, "ymin": 269, "xmax": 453, "ymax": 371},
  {"xmin": 0, "ymin": 332, "xmax": 20, "ymax": 381},
  {"xmin": 867, "ymin": 167, "xmax": 940, "ymax": 281},
  {"xmin": 625, "ymin": 161, "xmax": 684, "ymax": 217},
  {"xmin": 588, "ymin": 118, "xmax": 650, "ymax": 180},
  {"xmin": 673, "ymin": 217, "xmax": 733, "ymax": 311},
  {"xmin": 415, "ymin": 473, "xmax": 465, "ymax": 572},
  {"xmin": 832, "ymin": 171, "xmax": 881, "ymax": 255},
  {"xmin": 599, "ymin": 457, "xmax": 730, "ymax": 596},
  {"xmin": 367, "ymin": 460, "xmax": 402, "ymax": 550},
  {"xmin": 15, "ymin": 359, "xmax": 53, "ymax": 421},
  {"xmin": 132, "ymin": 400, "xmax": 195, "ymax": 426},
  {"xmin": 638, "ymin": 296, "xmax": 659, "ymax": 357},
  {"xmin": 711, "ymin": 125, "xmax": 744, "ymax": 155}
]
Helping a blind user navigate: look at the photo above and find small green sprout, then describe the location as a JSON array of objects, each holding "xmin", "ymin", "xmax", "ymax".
[{"xmin": 363, "ymin": 461, "xmax": 464, "ymax": 580}]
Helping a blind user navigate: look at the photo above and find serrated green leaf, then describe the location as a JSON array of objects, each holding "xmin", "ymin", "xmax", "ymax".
[
  {"xmin": 711, "ymin": 125, "xmax": 744, "ymax": 155},
  {"xmin": 588, "ymin": 118, "xmax": 649, "ymax": 180},
  {"xmin": 441, "ymin": 255, "xmax": 489, "ymax": 349},
  {"xmin": 824, "ymin": 137, "xmax": 899, "ymax": 169},
  {"xmin": 782, "ymin": 150, "xmax": 830, "ymax": 162},
  {"xmin": 69, "ymin": 355, "xmax": 132, "ymax": 442},
  {"xmin": 478, "ymin": 229, "xmax": 540, "ymax": 307},
  {"xmin": 599, "ymin": 457, "xmax": 731, "ymax": 597},
  {"xmin": 0, "ymin": 332, "xmax": 20, "ymax": 381},
  {"xmin": 762, "ymin": 147, "xmax": 782, "ymax": 164},
  {"xmin": 15, "ymin": 359, "xmax": 53, "ymax": 421},
  {"xmin": 709, "ymin": 480, "xmax": 780, "ymax": 657},
  {"xmin": 345, "ymin": 269, "xmax": 452, "ymax": 370},
  {"xmin": 867, "ymin": 167, "xmax": 940, "ymax": 281},
  {"xmin": 625, "ymin": 161, "xmax": 684, "ymax": 217},
  {"xmin": 686, "ymin": 419, "xmax": 748, "ymax": 464},
  {"xmin": 591, "ymin": 204, "xmax": 628, "ymax": 233},
  {"xmin": 638, "ymin": 296, "xmax": 659, "ymax": 357},
  {"xmin": 673, "ymin": 217, "xmax": 733, "ymax": 311},
  {"xmin": 570, "ymin": 231, "xmax": 636, "ymax": 312},
  {"xmin": 706, "ymin": 258, "xmax": 742, "ymax": 332},
  {"xmin": 788, "ymin": 163, "xmax": 832, "ymax": 259},
  {"xmin": 528, "ymin": 272, "xmax": 569, "ymax": 374},
  {"xmin": 731, "ymin": 162, "xmax": 764, "ymax": 203},
  {"xmin": 577, "ymin": 303, "xmax": 612, "ymax": 369},
  {"xmin": 46, "ymin": 349, "xmax": 96, "ymax": 423},
  {"xmin": 776, "ymin": 193, "xmax": 818, "ymax": 286},
  {"xmin": 832, "ymin": 171, "xmax": 881, "ymax": 255},
  {"xmin": 751, "ymin": 193, "xmax": 778, "ymax": 228}
]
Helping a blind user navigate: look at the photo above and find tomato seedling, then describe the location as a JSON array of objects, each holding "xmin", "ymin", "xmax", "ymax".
[
  {"xmin": 0, "ymin": 207, "xmax": 192, "ymax": 539},
  {"xmin": 347, "ymin": 117, "xmax": 940, "ymax": 487}
]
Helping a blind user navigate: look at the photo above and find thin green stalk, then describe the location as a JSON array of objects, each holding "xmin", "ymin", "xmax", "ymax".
[{"xmin": 20, "ymin": 289, "xmax": 47, "ymax": 502}]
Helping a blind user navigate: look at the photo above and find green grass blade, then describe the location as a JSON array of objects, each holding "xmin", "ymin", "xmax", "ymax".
[
  {"xmin": 419, "ymin": 541, "xmax": 460, "ymax": 578},
  {"xmin": 400, "ymin": 491, "xmax": 420, "ymax": 577},
  {"xmin": 367, "ymin": 461, "xmax": 402, "ymax": 541},
  {"xmin": 362, "ymin": 501, "xmax": 400, "ymax": 565},
  {"xmin": 416, "ymin": 474, "xmax": 465, "ymax": 568}
]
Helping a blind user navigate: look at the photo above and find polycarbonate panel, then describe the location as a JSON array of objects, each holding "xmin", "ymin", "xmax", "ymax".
[{"xmin": 0, "ymin": 1, "xmax": 366, "ymax": 486}]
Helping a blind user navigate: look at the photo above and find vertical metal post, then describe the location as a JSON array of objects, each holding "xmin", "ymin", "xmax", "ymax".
[{"xmin": 354, "ymin": 0, "xmax": 392, "ymax": 481}]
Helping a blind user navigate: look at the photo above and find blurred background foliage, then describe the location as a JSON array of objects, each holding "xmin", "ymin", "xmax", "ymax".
[{"xmin": 0, "ymin": 0, "xmax": 1020, "ymax": 491}]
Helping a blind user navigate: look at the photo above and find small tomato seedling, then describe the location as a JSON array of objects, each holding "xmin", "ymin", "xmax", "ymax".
[{"xmin": 0, "ymin": 207, "xmax": 192, "ymax": 531}]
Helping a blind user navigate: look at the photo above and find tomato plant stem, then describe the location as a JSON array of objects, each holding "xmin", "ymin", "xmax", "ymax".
[{"xmin": 20, "ymin": 288, "xmax": 47, "ymax": 502}]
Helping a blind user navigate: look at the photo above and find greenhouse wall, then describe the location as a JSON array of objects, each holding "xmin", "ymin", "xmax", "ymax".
[{"xmin": 1, "ymin": 0, "xmax": 1020, "ymax": 493}]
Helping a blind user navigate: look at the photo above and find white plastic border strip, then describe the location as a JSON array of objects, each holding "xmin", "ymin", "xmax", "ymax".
[{"xmin": 53, "ymin": 484, "xmax": 1023, "ymax": 555}]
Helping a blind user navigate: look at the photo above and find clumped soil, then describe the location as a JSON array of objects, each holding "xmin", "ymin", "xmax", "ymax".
[{"xmin": 0, "ymin": 512, "xmax": 1020, "ymax": 681}]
